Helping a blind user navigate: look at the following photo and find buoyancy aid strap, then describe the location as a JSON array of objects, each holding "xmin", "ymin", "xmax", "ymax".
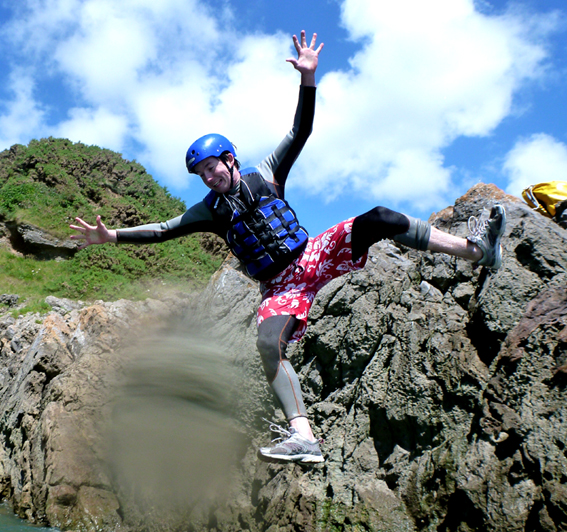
[{"xmin": 207, "ymin": 169, "xmax": 309, "ymax": 280}]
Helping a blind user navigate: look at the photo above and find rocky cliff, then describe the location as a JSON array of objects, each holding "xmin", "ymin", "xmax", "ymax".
[{"xmin": 0, "ymin": 183, "xmax": 565, "ymax": 532}]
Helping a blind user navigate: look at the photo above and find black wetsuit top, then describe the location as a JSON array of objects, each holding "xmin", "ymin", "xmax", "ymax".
[{"xmin": 116, "ymin": 86, "xmax": 316, "ymax": 280}]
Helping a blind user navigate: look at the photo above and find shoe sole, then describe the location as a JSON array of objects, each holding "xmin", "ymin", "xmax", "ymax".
[
  {"xmin": 480, "ymin": 205, "xmax": 506, "ymax": 269},
  {"xmin": 257, "ymin": 450, "xmax": 325, "ymax": 463},
  {"xmin": 489, "ymin": 206, "xmax": 506, "ymax": 269},
  {"xmin": 488, "ymin": 245, "xmax": 502, "ymax": 270}
]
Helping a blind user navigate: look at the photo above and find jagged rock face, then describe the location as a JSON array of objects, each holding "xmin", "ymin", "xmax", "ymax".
[
  {"xmin": 0, "ymin": 184, "xmax": 565, "ymax": 531},
  {"xmin": 179, "ymin": 184, "xmax": 567, "ymax": 531},
  {"xmin": 0, "ymin": 295, "xmax": 193, "ymax": 530}
]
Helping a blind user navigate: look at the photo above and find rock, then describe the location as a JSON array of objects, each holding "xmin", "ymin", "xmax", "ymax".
[
  {"xmin": 46, "ymin": 484, "xmax": 121, "ymax": 531},
  {"xmin": 45, "ymin": 296, "xmax": 84, "ymax": 315},
  {"xmin": 2, "ymin": 221, "xmax": 76, "ymax": 260},
  {"xmin": 175, "ymin": 184, "xmax": 567, "ymax": 532},
  {"xmin": 0, "ymin": 184, "xmax": 565, "ymax": 531},
  {"xmin": 0, "ymin": 295, "xmax": 19, "ymax": 307},
  {"xmin": 0, "ymin": 295, "xmax": 192, "ymax": 529}
]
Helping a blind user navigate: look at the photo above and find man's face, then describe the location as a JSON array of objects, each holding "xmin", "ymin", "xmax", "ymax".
[{"xmin": 194, "ymin": 155, "xmax": 239, "ymax": 194}]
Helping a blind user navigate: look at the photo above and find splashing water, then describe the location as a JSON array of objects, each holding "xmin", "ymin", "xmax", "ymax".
[{"xmin": 108, "ymin": 329, "xmax": 247, "ymax": 525}]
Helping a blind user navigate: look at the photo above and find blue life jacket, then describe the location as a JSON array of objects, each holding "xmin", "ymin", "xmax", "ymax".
[{"xmin": 204, "ymin": 169, "xmax": 308, "ymax": 281}]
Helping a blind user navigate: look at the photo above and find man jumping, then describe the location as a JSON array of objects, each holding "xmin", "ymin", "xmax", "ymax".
[{"xmin": 70, "ymin": 30, "xmax": 506, "ymax": 463}]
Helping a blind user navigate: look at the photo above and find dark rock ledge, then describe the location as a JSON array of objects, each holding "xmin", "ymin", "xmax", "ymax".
[{"xmin": 0, "ymin": 184, "xmax": 565, "ymax": 532}]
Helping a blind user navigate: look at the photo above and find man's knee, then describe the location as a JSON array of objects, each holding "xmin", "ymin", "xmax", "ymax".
[
  {"xmin": 257, "ymin": 315, "xmax": 298, "ymax": 382},
  {"xmin": 352, "ymin": 206, "xmax": 410, "ymax": 261},
  {"xmin": 392, "ymin": 215, "xmax": 431, "ymax": 251},
  {"xmin": 256, "ymin": 331, "xmax": 281, "ymax": 382}
]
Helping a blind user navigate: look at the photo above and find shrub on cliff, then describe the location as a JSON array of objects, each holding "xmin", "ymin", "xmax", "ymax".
[{"xmin": 0, "ymin": 137, "xmax": 225, "ymax": 306}]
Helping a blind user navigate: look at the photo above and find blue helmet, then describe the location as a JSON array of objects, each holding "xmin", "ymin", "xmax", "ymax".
[{"xmin": 186, "ymin": 133, "xmax": 235, "ymax": 173}]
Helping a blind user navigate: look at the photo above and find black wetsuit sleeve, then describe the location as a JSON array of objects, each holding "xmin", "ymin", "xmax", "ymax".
[
  {"xmin": 256, "ymin": 85, "xmax": 316, "ymax": 198},
  {"xmin": 115, "ymin": 201, "xmax": 217, "ymax": 243}
]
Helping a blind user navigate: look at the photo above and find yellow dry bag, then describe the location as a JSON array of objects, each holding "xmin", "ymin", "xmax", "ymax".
[{"xmin": 522, "ymin": 181, "xmax": 567, "ymax": 218}]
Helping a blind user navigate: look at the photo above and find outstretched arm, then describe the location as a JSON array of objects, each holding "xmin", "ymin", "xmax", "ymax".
[
  {"xmin": 256, "ymin": 31, "xmax": 322, "ymax": 194},
  {"xmin": 70, "ymin": 216, "xmax": 117, "ymax": 250},
  {"xmin": 286, "ymin": 30, "xmax": 324, "ymax": 87},
  {"xmin": 70, "ymin": 203, "xmax": 217, "ymax": 249}
]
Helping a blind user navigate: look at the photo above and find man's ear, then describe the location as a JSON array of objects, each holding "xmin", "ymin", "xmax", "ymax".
[{"xmin": 223, "ymin": 152, "xmax": 235, "ymax": 167}]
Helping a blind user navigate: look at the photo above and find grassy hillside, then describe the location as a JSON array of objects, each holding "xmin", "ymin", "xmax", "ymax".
[{"xmin": 0, "ymin": 138, "xmax": 225, "ymax": 313}]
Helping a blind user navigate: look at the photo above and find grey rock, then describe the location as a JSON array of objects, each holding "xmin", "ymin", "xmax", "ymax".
[
  {"xmin": 1, "ymin": 221, "xmax": 77, "ymax": 260},
  {"xmin": 45, "ymin": 296, "xmax": 84, "ymax": 315},
  {"xmin": 0, "ymin": 184, "xmax": 565, "ymax": 532},
  {"xmin": 0, "ymin": 296, "xmax": 192, "ymax": 529},
  {"xmin": 0, "ymin": 295, "xmax": 19, "ymax": 307}
]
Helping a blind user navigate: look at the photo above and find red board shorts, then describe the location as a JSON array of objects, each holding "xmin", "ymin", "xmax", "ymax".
[{"xmin": 257, "ymin": 218, "xmax": 368, "ymax": 342}]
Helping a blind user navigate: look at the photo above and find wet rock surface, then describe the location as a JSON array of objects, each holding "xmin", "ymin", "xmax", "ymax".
[{"xmin": 0, "ymin": 184, "xmax": 565, "ymax": 531}]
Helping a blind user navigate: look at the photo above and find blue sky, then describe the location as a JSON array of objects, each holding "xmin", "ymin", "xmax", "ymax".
[{"xmin": 1, "ymin": 0, "xmax": 566, "ymax": 235}]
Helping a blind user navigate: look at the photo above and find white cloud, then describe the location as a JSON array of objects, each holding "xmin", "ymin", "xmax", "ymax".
[
  {"xmin": 367, "ymin": 150, "xmax": 454, "ymax": 211},
  {"xmin": 503, "ymin": 133, "xmax": 567, "ymax": 196},
  {"xmin": 53, "ymin": 8, "xmax": 158, "ymax": 104},
  {"xmin": 290, "ymin": 0, "xmax": 551, "ymax": 209},
  {"xmin": 0, "ymin": 69, "xmax": 45, "ymax": 147},
  {"xmin": 0, "ymin": 0, "xmax": 560, "ymax": 214},
  {"xmin": 53, "ymin": 106, "xmax": 129, "ymax": 151},
  {"xmin": 128, "ymin": 31, "xmax": 299, "ymax": 190}
]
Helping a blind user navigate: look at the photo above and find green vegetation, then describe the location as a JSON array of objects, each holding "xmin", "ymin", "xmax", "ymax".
[{"xmin": 0, "ymin": 138, "xmax": 225, "ymax": 312}]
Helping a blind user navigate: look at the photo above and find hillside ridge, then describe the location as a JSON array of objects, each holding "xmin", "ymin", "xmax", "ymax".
[{"xmin": 0, "ymin": 137, "xmax": 225, "ymax": 308}]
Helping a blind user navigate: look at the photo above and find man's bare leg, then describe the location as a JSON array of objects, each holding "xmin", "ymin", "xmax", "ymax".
[
  {"xmin": 290, "ymin": 416, "xmax": 315, "ymax": 442},
  {"xmin": 427, "ymin": 227, "xmax": 483, "ymax": 261},
  {"xmin": 427, "ymin": 204, "xmax": 506, "ymax": 269}
]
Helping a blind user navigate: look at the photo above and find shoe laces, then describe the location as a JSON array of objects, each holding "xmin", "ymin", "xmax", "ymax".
[
  {"xmin": 467, "ymin": 215, "xmax": 488, "ymax": 239},
  {"xmin": 263, "ymin": 419, "xmax": 325, "ymax": 447},
  {"xmin": 263, "ymin": 419, "xmax": 292, "ymax": 443}
]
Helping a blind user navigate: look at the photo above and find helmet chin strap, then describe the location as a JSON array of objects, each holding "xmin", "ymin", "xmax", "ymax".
[{"xmin": 221, "ymin": 157, "xmax": 236, "ymax": 190}]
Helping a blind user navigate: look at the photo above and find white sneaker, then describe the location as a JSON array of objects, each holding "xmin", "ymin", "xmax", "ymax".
[
  {"xmin": 258, "ymin": 423, "xmax": 324, "ymax": 463},
  {"xmin": 467, "ymin": 204, "xmax": 506, "ymax": 270}
]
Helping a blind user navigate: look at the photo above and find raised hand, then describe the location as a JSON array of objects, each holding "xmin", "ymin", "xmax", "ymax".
[
  {"xmin": 286, "ymin": 30, "xmax": 324, "ymax": 86},
  {"xmin": 69, "ymin": 215, "xmax": 117, "ymax": 250}
]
